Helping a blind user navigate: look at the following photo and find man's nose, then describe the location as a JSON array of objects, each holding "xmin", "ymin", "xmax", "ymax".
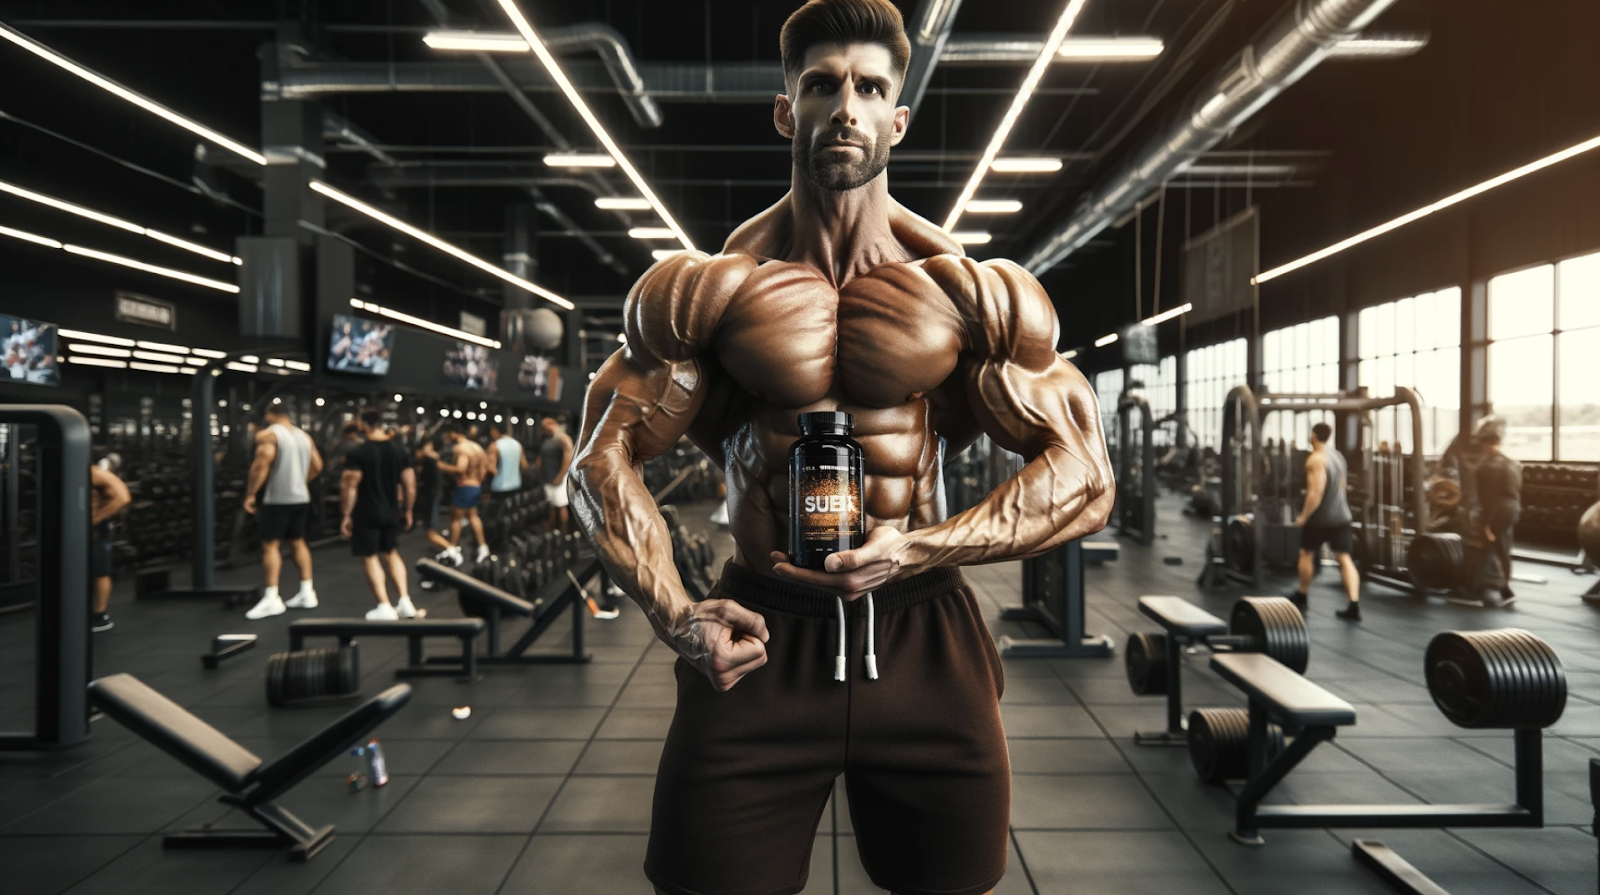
[{"xmin": 829, "ymin": 86, "xmax": 857, "ymax": 128}]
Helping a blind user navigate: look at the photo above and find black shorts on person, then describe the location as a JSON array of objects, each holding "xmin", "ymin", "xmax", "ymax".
[
  {"xmin": 350, "ymin": 524, "xmax": 400, "ymax": 558},
  {"xmin": 645, "ymin": 563, "xmax": 1010, "ymax": 895},
  {"xmin": 1301, "ymin": 522, "xmax": 1355, "ymax": 555},
  {"xmin": 90, "ymin": 530, "xmax": 113, "ymax": 579},
  {"xmin": 257, "ymin": 503, "xmax": 310, "ymax": 541}
]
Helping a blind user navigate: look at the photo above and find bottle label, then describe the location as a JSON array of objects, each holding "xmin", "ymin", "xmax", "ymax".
[{"xmin": 794, "ymin": 469, "xmax": 862, "ymax": 540}]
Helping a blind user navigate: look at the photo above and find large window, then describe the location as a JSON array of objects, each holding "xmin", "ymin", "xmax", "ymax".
[
  {"xmin": 1358, "ymin": 288, "xmax": 1462, "ymax": 456},
  {"xmin": 1262, "ymin": 316, "xmax": 1340, "ymax": 448},
  {"xmin": 1094, "ymin": 368, "xmax": 1124, "ymax": 452},
  {"xmin": 1129, "ymin": 357, "xmax": 1177, "ymax": 446},
  {"xmin": 1184, "ymin": 338, "xmax": 1247, "ymax": 449},
  {"xmin": 1488, "ymin": 252, "xmax": 1600, "ymax": 461}
]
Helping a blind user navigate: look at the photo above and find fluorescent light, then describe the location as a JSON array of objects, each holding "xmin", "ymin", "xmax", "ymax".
[
  {"xmin": 191, "ymin": 348, "xmax": 227, "ymax": 358},
  {"xmin": 965, "ymin": 199, "xmax": 1023, "ymax": 214},
  {"xmin": 284, "ymin": 360, "xmax": 311, "ymax": 371},
  {"xmin": 1326, "ymin": 36, "xmax": 1428, "ymax": 59},
  {"xmin": 543, "ymin": 153, "xmax": 615, "ymax": 168},
  {"xmin": 0, "ymin": 180, "xmax": 239, "ymax": 264},
  {"xmin": 265, "ymin": 358, "xmax": 285, "ymax": 367},
  {"xmin": 1061, "ymin": 349, "xmax": 1079, "ymax": 360},
  {"xmin": 144, "ymin": 230, "xmax": 239, "ymax": 265},
  {"xmin": 178, "ymin": 366, "xmax": 197, "ymax": 374},
  {"xmin": 652, "ymin": 249, "xmax": 687, "ymax": 261},
  {"xmin": 629, "ymin": 227, "xmax": 677, "ymax": 239},
  {"xmin": 1255, "ymin": 131, "xmax": 1600, "ymax": 285},
  {"xmin": 943, "ymin": 0, "xmax": 1090, "ymax": 231},
  {"xmin": 69, "ymin": 343, "xmax": 131, "ymax": 358},
  {"xmin": 311, "ymin": 180, "xmax": 573, "ymax": 310},
  {"xmin": 240, "ymin": 355, "xmax": 260, "ymax": 363},
  {"xmin": 1094, "ymin": 333, "xmax": 1119, "ymax": 348},
  {"xmin": 68, "ymin": 356, "xmax": 127, "ymax": 369},
  {"xmin": 135, "ymin": 340, "xmax": 188, "ymax": 354},
  {"xmin": 349, "ymin": 297, "xmax": 502, "ymax": 349},
  {"xmin": 0, "ymin": 223, "xmax": 63, "ymax": 248},
  {"xmin": 422, "ymin": 30, "xmax": 529, "ymax": 52},
  {"xmin": 500, "ymin": 1, "xmax": 696, "ymax": 250},
  {"xmin": 595, "ymin": 196, "xmax": 652, "ymax": 210},
  {"xmin": 132, "ymin": 350, "xmax": 185, "ymax": 364},
  {"xmin": 129, "ymin": 361, "xmax": 181, "ymax": 374},
  {"xmin": 0, "ymin": 23, "xmax": 266, "ymax": 166},
  {"xmin": 1057, "ymin": 36, "xmax": 1163, "ymax": 60},
  {"xmin": 952, "ymin": 231, "xmax": 992, "ymax": 245},
  {"xmin": 62, "ymin": 244, "xmax": 239, "ymax": 293},
  {"xmin": 184, "ymin": 356, "xmax": 206, "ymax": 366},
  {"xmin": 59, "ymin": 329, "xmax": 134, "ymax": 347},
  {"xmin": 1141, "ymin": 303, "xmax": 1193, "ymax": 326},
  {"xmin": 991, "ymin": 157, "xmax": 1063, "ymax": 173},
  {"xmin": 225, "ymin": 361, "xmax": 258, "ymax": 373}
]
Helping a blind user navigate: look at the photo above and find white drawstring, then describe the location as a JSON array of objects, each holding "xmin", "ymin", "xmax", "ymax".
[
  {"xmin": 865, "ymin": 592, "xmax": 878, "ymax": 680},
  {"xmin": 834, "ymin": 596, "xmax": 847, "ymax": 682}
]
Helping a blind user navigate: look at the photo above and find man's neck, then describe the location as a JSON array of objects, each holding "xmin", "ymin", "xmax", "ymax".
[{"xmin": 786, "ymin": 168, "xmax": 909, "ymax": 287}]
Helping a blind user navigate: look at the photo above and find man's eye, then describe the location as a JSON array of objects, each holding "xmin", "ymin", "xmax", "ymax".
[
  {"xmin": 811, "ymin": 81, "xmax": 832, "ymax": 94},
  {"xmin": 861, "ymin": 83, "xmax": 881, "ymax": 95}
]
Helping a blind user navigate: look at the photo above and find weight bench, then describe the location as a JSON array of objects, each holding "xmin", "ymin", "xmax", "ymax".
[
  {"xmin": 87, "ymin": 673, "xmax": 411, "ymax": 861},
  {"xmin": 1130, "ymin": 596, "xmax": 1228, "ymax": 746},
  {"xmin": 289, "ymin": 618, "xmax": 484, "ymax": 681},
  {"xmin": 1083, "ymin": 541, "xmax": 1120, "ymax": 565},
  {"xmin": 417, "ymin": 556, "xmax": 595, "ymax": 664}
]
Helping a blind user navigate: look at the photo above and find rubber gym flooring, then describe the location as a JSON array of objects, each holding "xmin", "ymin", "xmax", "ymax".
[{"xmin": 1, "ymin": 496, "xmax": 1597, "ymax": 894}]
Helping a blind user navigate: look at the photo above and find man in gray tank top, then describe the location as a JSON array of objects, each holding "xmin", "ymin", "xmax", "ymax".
[
  {"xmin": 1292, "ymin": 421, "xmax": 1361, "ymax": 621},
  {"xmin": 243, "ymin": 404, "xmax": 325, "ymax": 619}
]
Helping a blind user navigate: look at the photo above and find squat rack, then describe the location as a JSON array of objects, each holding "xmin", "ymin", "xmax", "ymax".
[{"xmin": 1115, "ymin": 391, "xmax": 1157, "ymax": 546}]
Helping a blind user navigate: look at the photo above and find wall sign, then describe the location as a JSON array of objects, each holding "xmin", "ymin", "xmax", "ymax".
[
  {"xmin": 459, "ymin": 310, "xmax": 487, "ymax": 337},
  {"xmin": 114, "ymin": 291, "xmax": 177, "ymax": 331}
]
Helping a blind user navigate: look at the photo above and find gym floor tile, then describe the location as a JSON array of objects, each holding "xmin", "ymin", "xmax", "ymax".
[
  {"xmin": 375, "ymin": 774, "xmax": 562, "ymax": 833},
  {"xmin": 538, "ymin": 774, "xmax": 657, "ymax": 832},
  {"xmin": 595, "ymin": 706, "xmax": 676, "ymax": 739},
  {"xmin": 572, "ymin": 739, "xmax": 666, "ymax": 775},
  {"xmin": 614, "ymin": 681, "xmax": 680, "ymax": 708},
  {"xmin": 999, "ymin": 675, "xmax": 1080, "ymax": 705},
  {"xmin": 1006, "ymin": 738, "xmax": 1132, "ymax": 774},
  {"xmin": 60, "ymin": 836, "xmax": 278, "ymax": 895},
  {"xmin": 3, "ymin": 775, "xmax": 218, "ymax": 835},
  {"xmin": 491, "ymin": 678, "xmax": 625, "ymax": 707},
  {"xmin": 1137, "ymin": 772, "xmax": 1248, "ymax": 833},
  {"xmin": 1336, "ymin": 737, "xmax": 1509, "ymax": 775},
  {"xmin": 499, "ymin": 832, "xmax": 651, "ymax": 893},
  {"xmin": 1187, "ymin": 828, "xmax": 1399, "ymax": 895},
  {"xmin": 1330, "ymin": 829, "xmax": 1574, "ymax": 895},
  {"xmin": 1453, "ymin": 826, "xmax": 1600, "ymax": 895},
  {"xmin": 430, "ymin": 738, "xmax": 586, "ymax": 776},
  {"xmin": 306, "ymin": 834, "xmax": 526, "ymax": 895},
  {"xmin": 469, "ymin": 705, "xmax": 607, "ymax": 739},
  {"xmin": 1270, "ymin": 770, "xmax": 1426, "ymax": 807},
  {"xmin": 1008, "ymin": 773, "xmax": 1175, "ymax": 830},
  {"xmin": 1015, "ymin": 830, "xmax": 1233, "ymax": 895},
  {"xmin": 1000, "ymin": 704, "xmax": 1103, "ymax": 738},
  {"xmin": 163, "ymin": 775, "xmax": 420, "ymax": 836},
  {"xmin": 224, "ymin": 836, "xmax": 361, "ymax": 895},
  {"xmin": 0, "ymin": 834, "xmax": 141, "ymax": 894},
  {"xmin": 833, "ymin": 833, "xmax": 1031, "ymax": 895}
]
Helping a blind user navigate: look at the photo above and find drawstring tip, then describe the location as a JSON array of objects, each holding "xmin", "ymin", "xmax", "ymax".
[
  {"xmin": 834, "ymin": 656, "xmax": 847, "ymax": 682},
  {"xmin": 865, "ymin": 654, "xmax": 878, "ymax": 680}
]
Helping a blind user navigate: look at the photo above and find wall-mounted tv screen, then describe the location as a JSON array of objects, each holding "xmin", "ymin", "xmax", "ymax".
[
  {"xmin": 2, "ymin": 314, "xmax": 59, "ymax": 386},
  {"xmin": 442, "ymin": 341, "xmax": 498, "ymax": 393},
  {"xmin": 328, "ymin": 314, "xmax": 394, "ymax": 375},
  {"xmin": 517, "ymin": 354, "xmax": 562, "ymax": 402}
]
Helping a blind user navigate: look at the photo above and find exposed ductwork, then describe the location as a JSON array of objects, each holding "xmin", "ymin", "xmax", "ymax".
[
  {"xmin": 539, "ymin": 23, "xmax": 661, "ymax": 129},
  {"xmin": 900, "ymin": 0, "xmax": 966, "ymax": 120},
  {"xmin": 1021, "ymin": 0, "xmax": 1401, "ymax": 274},
  {"xmin": 940, "ymin": 30, "xmax": 1426, "ymax": 64},
  {"xmin": 268, "ymin": 58, "xmax": 788, "ymax": 103},
  {"xmin": 369, "ymin": 166, "xmax": 611, "ymax": 193}
]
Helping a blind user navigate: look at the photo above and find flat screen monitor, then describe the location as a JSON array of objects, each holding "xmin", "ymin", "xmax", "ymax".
[
  {"xmin": 1, "ymin": 314, "xmax": 59, "ymax": 386},
  {"xmin": 327, "ymin": 314, "xmax": 394, "ymax": 375},
  {"xmin": 441, "ymin": 341, "xmax": 499, "ymax": 394}
]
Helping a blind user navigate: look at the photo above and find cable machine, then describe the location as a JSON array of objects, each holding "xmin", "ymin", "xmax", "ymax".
[{"xmin": 1115, "ymin": 391, "xmax": 1157, "ymax": 545}]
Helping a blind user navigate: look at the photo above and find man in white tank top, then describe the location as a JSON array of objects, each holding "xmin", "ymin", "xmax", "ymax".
[{"xmin": 243, "ymin": 404, "xmax": 325, "ymax": 619}]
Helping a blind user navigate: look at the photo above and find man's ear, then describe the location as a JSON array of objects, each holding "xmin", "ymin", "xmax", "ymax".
[
  {"xmin": 888, "ymin": 104, "xmax": 910, "ymax": 146},
  {"xmin": 774, "ymin": 94, "xmax": 796, "ymax": 139}
]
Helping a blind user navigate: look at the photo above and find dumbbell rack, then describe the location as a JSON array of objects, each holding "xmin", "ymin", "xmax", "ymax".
[{"xmin": 1518, "ymin": 462, "xmax": 1599, "ymax": 556}]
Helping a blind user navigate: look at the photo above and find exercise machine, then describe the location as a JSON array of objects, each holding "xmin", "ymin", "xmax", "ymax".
[
  {"xmin": 997, "ymin": 539, "xmax": 1118, "ymax": 658},
  {"xmin": 1114, "ymin": 391, "xmax": 1157, "ymax": 546}
]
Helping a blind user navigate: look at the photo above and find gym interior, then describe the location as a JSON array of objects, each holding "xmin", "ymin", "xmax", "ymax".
[{"xmin": 0, "ymin": 1, "xmax": 1598, "ymax": 893}]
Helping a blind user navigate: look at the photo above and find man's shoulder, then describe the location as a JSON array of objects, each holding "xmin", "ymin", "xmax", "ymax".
[
  {"xmin": 913, "ymin": 256, "xmax": 1058, "ymax": 359},
  {"xmin": 624, "ymin": 251, "xmax": 760, "ymax": 361}
]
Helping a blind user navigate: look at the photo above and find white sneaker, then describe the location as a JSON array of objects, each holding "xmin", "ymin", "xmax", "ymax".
[
  {"xmin": 395, "ymin": 597, "xmax": 421, "ymax": 619},
  {"xmin": 437, "ymin": 547, "xmax": 463, "ymax": 568},
  {"xmin": 245, "ymin": 592, "xmax": 286, "ymax": 620},
  {"xmin": 475, "ymin": 544, "xmax": 491, "ymax": 563},
  {"xmin": 285, "ymin": 590, "xmax": 318, "ymax": 609},
  {"xmin": 365, "ymin": 602, "xmax": 399, "ymax": 621}
]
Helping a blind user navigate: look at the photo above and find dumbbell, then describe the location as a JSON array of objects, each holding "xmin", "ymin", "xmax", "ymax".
[{"xmin": 1126, "ymin": 597, "xmax": 1308, "ymax": 699}]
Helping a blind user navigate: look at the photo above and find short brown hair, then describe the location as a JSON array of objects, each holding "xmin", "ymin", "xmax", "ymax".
[{"xmin": 780, "ymin": 0, "xmax": 911, "ymax": 93}]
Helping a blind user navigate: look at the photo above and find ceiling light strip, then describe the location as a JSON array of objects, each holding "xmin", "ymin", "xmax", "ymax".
[
  {"xmin": 1141, "ymin": 302, "xmax": 1193, "ymax": 326},
  {"xmin": 62, "ymin": 244, "xmax": 239, "ymax": 292},
  {"xmin": 59, "ymin": 328, "xmax": 134, "ymax": 346},
  {"xmin": 310, "ymin": 180, "xmax": 573, "ymax": 310},
  {"xmin": 1094, "ymin": 333, "xmax": 1119, "ymax": 347},
  {"xmin": 1255, "ymin": 132, "xmax": 1600, "ymax": 284},
  {"xmin": 497, "ymin": 0, "xmax": 696, "ymax": 251},
  {"xmin": 942, "ymin": 0, "xmax": 1090, "ymax": 232},
  {"xmin": 0, "ymin": 179, "xmax": 240, "ymax": 264},
  {"xmin": 0, "ymin": 22, "xmax": 266, "ymax": 166},
  {"xmin": 68, "ymin": 356, "xmax": 128, "ymax": 369},
  {"xmin": 68, "ymin": 343, "xmax": 132, "ymax": 358},
  {"xmin": 422, "ymin": 30, "xmax": 530, "ymax": 52},
  {"xmin": 350, "ymin": 298, "xmax": 502, "ymax": 350},
  {"xmin": 0, "ymin": 223, "xmax": 62, "ymax": 248}
]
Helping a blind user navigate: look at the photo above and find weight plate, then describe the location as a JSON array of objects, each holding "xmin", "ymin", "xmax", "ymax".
[
  {"xmin": 1125, "ymin": 632, "xmax": 1168, "ymax": 696},
  {"xmin": 1407, "ymin": 533, "xmax": 1465, "ymax": 590},
  {"xmin": 1425, "ymin": 629, "xmax": 1566, "ymax": 729},
  {"xmin": 1230, "ymin": 597, "xmax": 1309, "ymax": 673}
]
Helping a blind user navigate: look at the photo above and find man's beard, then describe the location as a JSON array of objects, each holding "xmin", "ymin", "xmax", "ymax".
[{"xmin": 794, "ymin": 123, "xmax": 892, "ymax": 192}]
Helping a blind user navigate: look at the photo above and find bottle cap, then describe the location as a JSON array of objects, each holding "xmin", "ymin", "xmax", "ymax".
[{"xmin": 797, "ymin": 411, "xmax": 853, "ymax": 436}]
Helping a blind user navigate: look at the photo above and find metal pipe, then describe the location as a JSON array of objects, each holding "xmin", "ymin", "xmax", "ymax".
[
  {"xmin": 1022, "ymin": 0, "xmax": 1402, "ymax": 274},
  {"xmin": 940, "ymin": 30, "xmax": 1426, "ymax": 64},
  {"xmin": 321, "ymin": 110, "xmax": 395, "ymax": 166},
  {"xmin": 540, "ymin": 24, "xmax": 662, "ymax": 128},
  {"xmin": 901, "ymin": 0, "xmax": 966, "ymax": 119}
]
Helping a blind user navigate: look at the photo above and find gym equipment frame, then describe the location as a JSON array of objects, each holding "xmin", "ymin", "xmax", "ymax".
[{"xmin": 1115, "ymin": 392, "xmax": 1157, "ymax": 546}]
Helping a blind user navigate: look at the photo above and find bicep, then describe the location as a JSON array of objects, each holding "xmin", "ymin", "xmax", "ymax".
[
  {"xmin": 965, "ymin": 355, "xmax": 1109, "ymax": 469},
  {"xmin": 575, "ymin": 349, "xmax": 709, "ymax": 467},
  {"xmin": 1305, "ymin": 461, "xmax": 1327, "ymax": 492},
  {"xmin": 341, "ymin": 469, "xmax": 362, "ymax": 488}
]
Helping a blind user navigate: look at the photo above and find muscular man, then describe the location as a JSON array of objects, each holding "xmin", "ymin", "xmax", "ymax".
[
  {"xmin": 536, "ymin": 416, "xmax": 574, "ymax": 531},
  {"xmin": 341, "ymin": 409, "xmax": 420, "ymax": 620},
  {"xmin": 424, "ymin": 425, "xmax": 491, "ymax": 566},
  {"xmin": 1290, "ymin": 422, "xmax": 1361, "ymax": 621},
  {"xmin": 570, "ymin": 4, "xmax": 1112, "ymax": 893},
  {"xmin": 89, "ymin": 462, "xmax": 131, "ymax": 632},
  {"xmin": 486, "ymin": 423, "xmax": 529, "ymax": 500},
  {"xmin": 243, "ymin": 405, "xmax": 323, "ymax": 619}
]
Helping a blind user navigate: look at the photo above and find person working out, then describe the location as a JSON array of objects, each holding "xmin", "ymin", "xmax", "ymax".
[
  {"xmin": 243, "ymin": 405, "xmax": 323, "ymax": 620},
  {"xmin": 1290, "ymin": 421, "xmax": 1361, "ymax": 621},
  {"xmin": 89, "ymin": 461, "xmax": 131, "ymax": 632},
  {"xmin": 487, "ymin": 424, "xmax": 529, "ymax": 500},
  {"xmin": 424, "ymin": 425, "xmax": 490, "ymax": 566},
  {"xmin": 537, "ymin": 416, "xmax": 574, "ymax": 531},
  {"xmin": 1466, "ymin": 415, "xmax": 1521, "ymax": 607},
  {"xmin": 570, "ymin": 3, "xmax": 1113, "ymax": 892},
  {"xmin": 341, "ymin": 409, "xmax": 421, "ymax": 620}
]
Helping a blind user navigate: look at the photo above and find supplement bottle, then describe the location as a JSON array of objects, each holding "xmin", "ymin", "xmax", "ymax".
[{"xmin": 788, "ymin": 411, "xmax": 865, "ymax": 570}]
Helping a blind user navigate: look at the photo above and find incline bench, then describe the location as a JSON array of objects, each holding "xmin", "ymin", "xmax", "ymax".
[
  {"xmin": 290, "ymin": 617, "xmax": 484, "ymax": 681},
  {"xmin": 416, "ymin": 555, "xmax": 597, "ymax": 664},
  {"xmin": 88, "ymin": 673, "xmax": 411, "ymax": 860},
  {"xmin": 1128, "ymin": 596, "xmax": 1229, "ymax": 745}
]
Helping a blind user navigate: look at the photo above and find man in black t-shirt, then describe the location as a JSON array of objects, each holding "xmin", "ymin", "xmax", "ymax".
[{"xmin": 342, "ymin": 409, "xmax": 421, "ymax": 620}]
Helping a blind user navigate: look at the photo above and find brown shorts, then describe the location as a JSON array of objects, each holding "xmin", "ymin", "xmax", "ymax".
[{"xmin": 645, "ymin": 563, "xmax": 1010, "ymax": 895}]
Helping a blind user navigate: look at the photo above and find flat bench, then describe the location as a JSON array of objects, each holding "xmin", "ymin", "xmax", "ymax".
[
  {"xmin": 1084, "ymin": 541, "xmax": 1120, "ymax": 564},
  {"xmin": 417, "ymin": 556, "xmax": 596, "ymax": 665},
  {"xmin": 1131, "ymin": 596, "xmax": 1229, "ymax": 746},
  {"xmin": 88, "ymin": 672, "xmax": 411, "ymax": 860},
  {"xmin": 289, "ymin": 618, "xmax": 484, "ymax": 681}
]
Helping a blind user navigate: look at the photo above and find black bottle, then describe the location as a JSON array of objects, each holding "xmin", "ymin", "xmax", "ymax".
[{"xmin": 788, "ymin": 411, "xmax": 865, "ymax": 570}]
